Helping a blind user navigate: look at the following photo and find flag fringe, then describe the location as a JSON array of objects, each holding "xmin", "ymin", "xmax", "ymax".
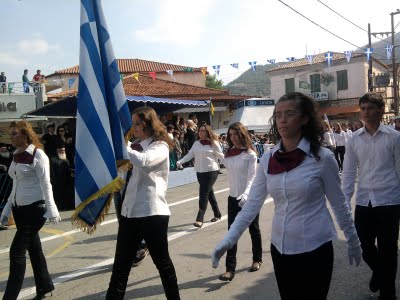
[{"xmin": 71, "ymin": 176, "xmax": 125, "ymax": 234}]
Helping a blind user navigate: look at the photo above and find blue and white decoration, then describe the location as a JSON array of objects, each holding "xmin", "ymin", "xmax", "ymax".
[
  {"xmin": 385, "ymin": 45, "xmax": 393, "ymax": 60},
  {"xmin": 306, "ymin": 55, "xmax": 314, "ymax": 64},
  {"xmin": 344, "ymin": 50, "xmax": 353, "ymax": 63},
  {"xmin": 248, "ymin": 61, "xmax": 257, "ymax": 72},
  {"xmin": 325, "ymin": 52, "xmax": 333, "ymax": 67},
  {"xmin": 230, "ymin": 63, "xmax": 239, "ymax": 69},
  {"xmin": 286, "ymin": 57, "xmax": 295, "ymax": 62},
  {"xmin": 267, "ymin": 59, "xmax": 276, "ymax": 64},
  {"xmin": 364, "ymin": 48, "xmax": 373, "ymax": 61},
  {"xmin": 73, "ymin": 0, "xmax": 133, "ymax": 232},
  {"xmin": 212, "ymin": 65, "xmax": 221, "ymax": 76},
  {"xmin": 68, "ymin": 78, "xmax": 76, "ymax": 89}
]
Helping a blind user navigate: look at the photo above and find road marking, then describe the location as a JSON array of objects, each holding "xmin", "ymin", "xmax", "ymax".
[
  {"xmin": 0, "ymin": 188, "xmax": 230, "ymax": 255},
  {"xmin": 17, "ymin": 197, "xmax": 273, "ymax": 299}
]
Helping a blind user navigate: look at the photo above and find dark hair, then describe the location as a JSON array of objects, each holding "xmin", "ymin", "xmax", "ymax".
[
  {"xmin": 197, "ymin": 124, "xmax": 218, "ymax": 141},
  {"xmin": 166, "ymin": 124, "xmax": 174, "ymax": 132},
  {"xmin": 333, "ymin": 123, "xmax": 342, "ymax": 133},
  {"xmin": 359, "ymin": 92, "xmax": 385, "ymax": 108},
  {"xmin": 173, "ymin": 130, "xmax": 180, "ymax": 137},
  {"xmin": 132, "ymin": 107, "xmax": 173, "ymax": 147},
  {"xmin": 57, "ymin": 126, "xmax": 65, "ymax": 135},
  {"xmin": 179, "ymin": 117, "xmax": 185, "ymax": 125},
  {"xmin": 269, "ymin": 92, "xmax": 323, "ymax": 160},
  {"xmin": 227, "ymin": 122, "xmax": 253, "ymax": 152},
  {"xmin": 188, "ymin": 113, "xmax": 196, "ymax": 120}
]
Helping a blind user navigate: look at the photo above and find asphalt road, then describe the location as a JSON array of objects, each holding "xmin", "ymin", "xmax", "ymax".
[{"xmin": 0, "ymin": 171, "xmax": 398, "ymax": 299}]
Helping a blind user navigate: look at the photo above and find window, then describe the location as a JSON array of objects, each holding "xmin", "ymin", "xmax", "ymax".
[
  {"xmin": 285, "ymin": 78, "xmax": 295, "ymax": 94},
  {"xmin": 337, "ymin": 70, "xmax": 348, "ymax": 90},
  {"xmin": 310, "ymin": 74, "xmax": 321, "ymax": 93}
]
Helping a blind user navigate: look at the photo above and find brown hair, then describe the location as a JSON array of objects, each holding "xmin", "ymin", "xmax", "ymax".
[
  {"xmin": 196, "ymin": 124, "xmax": 218, "ymax": 141},
  {"xmin": 227, "ymin": 122, "xmax": 253, "ymax": 152},
  {"xmin": 132, "ymin": 107, "xmax": 173, "ymax": 148},
  {"xmin": 9, "ymin": 120, "xmax": 43, "ymax": 149},
  {"xmin": 333, "ymin": 123, "xmax": 342, "ymax": 133}
]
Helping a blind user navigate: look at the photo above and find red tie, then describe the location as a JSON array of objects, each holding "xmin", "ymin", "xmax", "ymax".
[
  {"xmin": 199, "ymin": 140, "xmax": 211, "ymax": 146},
  {"xmin": 130, "ymin": 143, "xmax": 143, "ymax": 152},
  {"xmin": 224, "ymin": 148, "xmax": 245, "ymax": 158},
  {"xmin": 268, "ymin": 148, "xmax": 306, "ymax": 174}
]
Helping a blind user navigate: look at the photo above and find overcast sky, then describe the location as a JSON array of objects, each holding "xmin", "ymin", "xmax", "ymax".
[{"xmin": 0, "ymin": 0, "xmax": 398, "ymax": 83}]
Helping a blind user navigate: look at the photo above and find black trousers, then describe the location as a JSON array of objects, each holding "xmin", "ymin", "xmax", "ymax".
[
  {"xmin": 107, "ymin": 215, "xmax": 180, "ymax": 300},
  {"xmin": 334, "ymin": 146, "xmax": 345, "ymax": 171},
  {"xmin": 226, "ymin": 196, "xmax": 262, "ymax": 273},
  {"xmin": 195, "ymin": 171, "xmax": 221, "ymax": 222},
  {"xmin": 271, "ymin": 241, "xmax": 333, "ymax": 300},
  {"xmin": 355, "ymin": 204, "xmax": 400, "ymax": 299},
  {"xmin": 3, "ymin": 201, "xmax": 54, "ymax": 300}
]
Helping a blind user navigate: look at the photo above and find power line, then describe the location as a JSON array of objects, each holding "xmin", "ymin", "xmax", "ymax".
[{"xmin": 277, "ymin": 0, "xmax": 361, "ymax": 49}]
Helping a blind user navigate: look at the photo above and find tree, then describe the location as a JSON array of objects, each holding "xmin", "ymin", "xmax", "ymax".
[{"xmin": 205, "ymin": 74, "xmax": 224, "ymax": 90}]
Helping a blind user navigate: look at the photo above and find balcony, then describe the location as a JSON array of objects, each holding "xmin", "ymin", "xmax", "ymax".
[{"xmin": 0, "ymin": 81, "xmax": 45, "ymax": 95}]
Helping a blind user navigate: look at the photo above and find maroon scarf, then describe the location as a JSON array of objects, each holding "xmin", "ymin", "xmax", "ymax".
[
  {"xmin": 130, "ymin": 143, "xmax": 143, "ymax": 152},
  {"xmin": 225, "ymin": 148, "xmax": 245, "ymax": 158},
  {"xmin": 268, "ymin": 148, "xmax": 306, "ymax": 174},
  {"xmin": 199, "ymin": 140, "xmax": 211, "ymax": 146},
  {"xmin": 13, "ymin": 148, "xmax": 37, "ymax": 164}
]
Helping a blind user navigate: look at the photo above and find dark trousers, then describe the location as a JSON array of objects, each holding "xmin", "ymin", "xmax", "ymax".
[
  {"xmin": 107, "ymin": 215, "xmax": 180, "ymax": 300},
  {"xmin": 3, "ymin": 201, "xmax": 54, "ymax": 300},
  {"xmin": 271, "ymin": 241, "xmax": 333, "ymax": 300},
  {"xmin": 334, "ymin": 146, "xmax": 345, "ymax": 171},
  {"xmin": 355, "ymin": 204, "xmax": 400, "ymax": 299},
  {"xmin": 225, "ymin": 196, "xmax": 262, "ymax": 273},
  {"xmin": 195, "ymin": 171, "xmax": 221, "ymax": 222}
]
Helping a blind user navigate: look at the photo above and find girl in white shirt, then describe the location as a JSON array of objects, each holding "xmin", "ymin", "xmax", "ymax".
[
  {"xmin": 211, "ymin": 92, "xmax": 361, "ymax": 300},
  {"xmin": 177, "ymin": 124, "xmax": 223, "ymax": 228},
  {"xmin": 107, "ymin": 107, "xmax": 180, "ymax": 300},
  {"xmin": 333, "ymin": 123, "xmax": 347, "ymax": 172},
  {"xmin": 0, "ymin": 121, "xmax": 60, "ymax": 300},
  {"xmin": 322, "ymin": 120, "xmax": 335, "ymax": 152},
  {"xmin": 215, "ymin": 122, "xmax": 262, "ymax": 282}
]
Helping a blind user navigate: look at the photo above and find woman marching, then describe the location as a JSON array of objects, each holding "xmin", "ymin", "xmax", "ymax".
[
  {"xmin": 211, "ymin": 92, "xmax": 362, "ymax": 300},
  {"xmin": 332, "ymin": 122, "xmax": 347, "ymax": 172},
  {"xmin": 214, "ymin": 122, "xmax": 262, "ymax": 282},
  {"xmin": 107, "ymin": 107, "xmax": 180, "ymax": 300},
  {"xmin": 322, "ymin": 120, "xmax": 335, "ymax": 152},
  {"xmin": 177, "ymin": 124, "xmax": 223, "ymax": 228},
  {"xmin": 0, "ymin": 121, "xmax": 61, "ymax": 300}
]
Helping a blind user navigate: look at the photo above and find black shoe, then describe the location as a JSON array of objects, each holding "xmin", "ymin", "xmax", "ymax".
[
  {"xmin": 369, "ymin": 272, "xmax": 379, "ymax": 293},
  {"xmin": 31, "ymin": 288, "xmax": 54, "ymax": 299},
  {"xmin": 249, "ymin": 261, "xmax": 262, "ymax": 272},
  {"xmin": 132, "ymin": 247, "xmax": 149, "ymax": 267},
  {"xmin": 193, "ymin": 221, "xmax": 203, "ymax": 228},
  {"xmin": 219, "ymin": 271, "xmax": 235, "ymax": 282},
  {"xmin": 210, "ymin": 217, "xmax": 221, "ymax": 222}
]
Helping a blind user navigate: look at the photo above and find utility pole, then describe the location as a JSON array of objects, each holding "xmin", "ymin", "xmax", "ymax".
[
  {"xmin": 391, "ymin": 10, "xmax": 400, "ymax": 116},
  {"xmin": 368, "ymin": 24, "xmax": 373, "ymax": 91}
]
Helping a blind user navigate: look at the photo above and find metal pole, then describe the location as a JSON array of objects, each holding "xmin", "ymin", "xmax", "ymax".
[
  {"xmin": 368, "ymin": 23, "xmax": 373, "ymax": 91},
  {"xmin": 392, "ymin": 12, "xmax": 399, "ymax": 115}
]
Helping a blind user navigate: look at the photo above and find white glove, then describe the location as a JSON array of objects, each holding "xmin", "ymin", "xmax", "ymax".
[
  {"xmin": 211, "ymin": 239, "xmax": 231, "ymax": 268},
  {"xmin": 237, "ymin": 194, "xmax": 248, "ymax": 208},
  {"xmin": 176, "ymin": 161, "xmax": 182, "ymax": 168},
  {"xmin": 0, "ymin": 214, "xmax": 9, "ymax": 226},
  {"xmin": 347, "ymin": 244, "xmax": 362, "ymax": 266},
  {"xmin": 48, "ymin": 216, "xmax": 61, "ymax": 225}
]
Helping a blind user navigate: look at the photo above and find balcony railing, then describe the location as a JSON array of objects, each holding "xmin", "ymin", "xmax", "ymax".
[{"xmin": 0, "ymin": 82, "xmax": 45, "ymax": 95}]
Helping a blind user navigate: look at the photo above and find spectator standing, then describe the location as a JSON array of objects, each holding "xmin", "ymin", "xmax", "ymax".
[
  {"xmin": 0, "ymin": 72, "xmax": 6, "ymax": 93},
  {"xmin": 32, "ymin": 70, "xmax": 42, "ymax": 93},
  {"xmin": 22, "ymin": 69, "xmax": 30, "ymax": 93},
  {"xmin": 394, "ymin": 116, "xmax": 400, "ymax": 132},
  {"xmin": 332, "ymin": 123, "xmax": 347, "ymax": 172},
  {"xmin": 342, "ymin": 92, "xmax": 400, "ymax": 299},
  {"xmin": 42, "ymin": 123, "xmax": 58, "ymax": 159},
  {"xmin": 177, "ymin": 117, "xmax": 186, "ymax": 135},
  {"xmin": 342, "ymin": 122, "xmax": 353, "ymax": 140},
  {"xmin": 352, "ymin": 120, "xmax": 364, "ymax": 131}
]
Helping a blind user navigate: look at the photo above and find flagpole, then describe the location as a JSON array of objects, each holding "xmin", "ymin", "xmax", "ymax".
[{"xmin": 209, "ymin": 97, "xmax": 212, "ymax": 127}]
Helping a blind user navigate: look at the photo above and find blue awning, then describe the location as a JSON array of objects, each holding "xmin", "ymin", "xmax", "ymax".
[{"xmin": 126, "ymin": 95, "xmax": 208, "ymax": 106}]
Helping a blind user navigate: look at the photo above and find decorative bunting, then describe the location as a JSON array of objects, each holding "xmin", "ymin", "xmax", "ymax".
[
  {"xmin": 183, "ymin": 67, "xmax": 194, "ymax": 72},
  {"xmin": 166, "ymin": 70, "xmax": 176, "ymax": 81},
  {"xmin": 385, "ymin": 45, "xmax": 393, "ymax": 60},
  {"xmin": 248, "ymin": 61, "xmax": 257, "ymax": 72},
  {"xmin": 305, "ymin": 55, "xmax": 314, "ymax": 64},
  {"xmin": 286, "ymin": 57, "xmax": 295, "ymax": 62},
  {"xmin": 344, "ymin": 50, "xmax": 352, "ymax": 63},
  {"xmin": 200, "ymin": 67, "xmax": 207, "ymax": 78},
  {"xmin": 119, "ymin": 73, "xmax": 124, "ymax": 83},
  {"xmin": 68, "ymin": 78, "xmax": 76, "ymax": 89},
  {"xmin": 230, "ymin": 63, "xmax": 239, "ymax": 69},
  {"xmin": 212, "ymin": 65, "xmax": 220, "ymax": 76},
  {"xmin": 148, "ymin": 71, "xmax": 156, "ymax": 80},
  {"xmin": 267, "ymin": 59, "xmax": 276, "ymax": 64},
  {"xmin": 364, "ymin": 48, "xmax": 373, "ymax": 61},
  {"xmin": 325, "ymin": 52, "xmax": 333, "ymax": 67},
  {"xmin": 133, "ymin": 72, "xmax": 140, "ymax": 82}
]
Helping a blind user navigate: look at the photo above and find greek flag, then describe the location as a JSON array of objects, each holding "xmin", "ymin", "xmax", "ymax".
[{"xmin": 73, "ymin": 0, "xmax": 132, "ymax": 232}]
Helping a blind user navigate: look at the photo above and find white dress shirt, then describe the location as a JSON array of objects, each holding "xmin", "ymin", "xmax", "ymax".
[
  {"xmin": 323, "ymin": 130, "xmax": 335, "ymax": 148},
  {"xmin": 344, "ymin": 129, "xmax": 353, "ymax": 140},
  {"xmin": 1, "ymin": 144, "xmax": 59, "ymax": 219},
  {"xmin": 220, "ymin": 138, "xmax": 358, "ymax": 255},
  {"xmin": 217, "ymin": 149, "xmax": 257, "ymax": 197},
  {"xmin": 342, "ymin": 124, "xmax": 400, "ymax": 207},
  {"xmin": 177, "ymin": 140, "xmax": 222, "ymax": 173},
  {"xmin": 333, "ymin": 131, "xmax": 347, "ymax": 147},
  {"xmin": 121, "ymin": 138, "xmax": 171, "ymax": 218}
]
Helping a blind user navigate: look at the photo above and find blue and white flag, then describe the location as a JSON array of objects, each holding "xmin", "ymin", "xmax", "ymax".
[
  {"xmin": 248, "ymin": 61, "xmax": 257, "ymax": 72},
  {"xmin": 365, "ymin": 48, "xmax": 373, "ymax": 61},
  {"xmin": 344, "ymin": 50, "xmax": 352, "ymax": 62},
  {"xmin": 325, "ymin": 52, "xmax": 333, "ymax": 67},
  {"xmin": 68, "ymin": 78, "xmax": 76, "ymax": 89},
  {"xmin": 230, "ymin": 63, "xmax": 239, "ymax": 69},
  {"xmin": 305, "ymin": 55, "xmax": 314, "ymax": 64},
  {"xmin": 212, "ymin": 65, "xmax": 220, "ymax": 76},
  {"xmin": 287, "ymin": 57, "xmax": 295, "ymax": 62},
  {"xmin": 73, "ymin": 0, "xmax": 132, "ymax": 232},
  {"xmin": 385, "ymin": 45, "xmax": 393, "ymax": 60},
  {"xmin": 267, "ymin": 59, "xmax": 276, "ymax": 64}
]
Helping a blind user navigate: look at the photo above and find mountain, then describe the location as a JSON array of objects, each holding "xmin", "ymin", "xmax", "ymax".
[{"xmin": 367, "ymin": 31, "xmax": 400, "ymax": 64}]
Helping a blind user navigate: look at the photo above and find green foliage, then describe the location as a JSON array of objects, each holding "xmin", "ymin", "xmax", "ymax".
[{"xmin": 205, "ymin": 74, "xmax": 224, "ymax": 90}]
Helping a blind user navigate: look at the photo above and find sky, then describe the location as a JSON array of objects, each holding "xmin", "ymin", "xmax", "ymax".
[{"xmin": 0, "ymin": 0, "xmax": 398, "ymax": 84}]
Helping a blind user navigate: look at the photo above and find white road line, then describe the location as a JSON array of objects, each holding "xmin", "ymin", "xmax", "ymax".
[
  {"xmin": 0, "ymin": 188, "xmax": 230, "ymax": 255},
  {"xmin": 17, "ymin": 197, "xmax": 273, "ymax": 299}
]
